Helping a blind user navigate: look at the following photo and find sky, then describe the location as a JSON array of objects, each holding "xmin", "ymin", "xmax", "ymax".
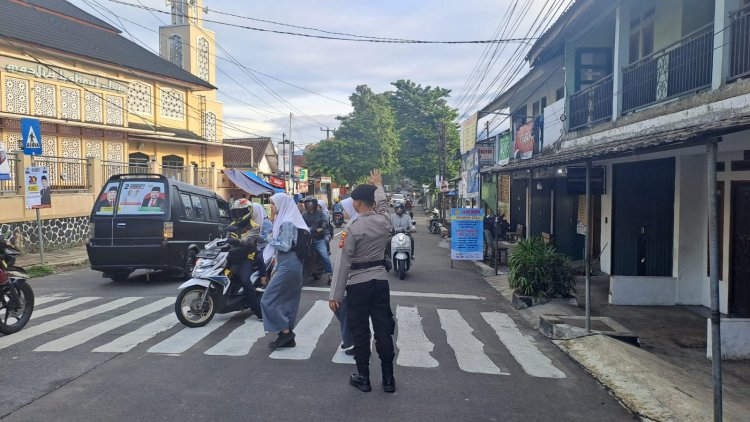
[{"xmin": 68, "ymin": 0, "xmax": 569, "ymax": 150}]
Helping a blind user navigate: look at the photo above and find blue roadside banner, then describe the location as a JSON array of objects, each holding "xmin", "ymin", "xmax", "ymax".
[{"xmin": 450, "ymin": 208, "xmax": 484, "ymax": 260}]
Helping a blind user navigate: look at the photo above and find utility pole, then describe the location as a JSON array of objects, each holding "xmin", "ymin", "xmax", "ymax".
[
  {"xmin": 320, "ymin": 127, "xmax": 335, "ymax": 140},
  {"xmin": 439, "ymin": 121, "xmax": 447, "ymax": 224},
  {"xmin": 289, "ymin": 113, "xmax": 295, "ymax": 196}
]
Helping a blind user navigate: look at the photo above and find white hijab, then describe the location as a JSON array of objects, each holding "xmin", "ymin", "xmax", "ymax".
[
  {"xmin": 263, "ymin": 193, "xmax": 308, "ymax": 262},
  {"xmin": 251, "ymin": 202, "xmax": 267, "ymax": 226},
  {"xmin": 340, "ymin": 197, "xmax": 359, "ymax": 223},
  {"xmin": 318, "ymin": 198, "xmax": 329, "ymax": 218}
]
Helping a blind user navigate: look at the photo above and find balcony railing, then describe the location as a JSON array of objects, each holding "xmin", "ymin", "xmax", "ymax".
[
  {"xmin": 622, "ymin": 24, "xmax": 713, "ymax": 113},
  {"xmin": 31, "ymin": 155, "xmax": 88, "ymax": 191},
  {"xmin": 730, "ymin": 5, "xmax": 750, "ymax": 80},
  {"xmin": 193, "ymin": 167, "xmax": 212, "ymax": 188},
  {"xmin": 0, "ymin": 152, "xmax": 17, "ymax": 193},
  {"xmin": 160, "ymin": 164, "xmax": 189, "ymax": 182},
  {"xmin": 101, "ymin": 160, "xmax": 149, "ymax": 184},
  {"xmin": 568, "ymin": 75, "xmax": 614, "ymax": 130}
]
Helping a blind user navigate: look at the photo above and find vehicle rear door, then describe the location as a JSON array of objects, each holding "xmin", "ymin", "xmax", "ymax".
[
  {"xmin": 111, "ymin": 179, "xmax": 169, "ymax": 247},
  {"xmin": 90, "ymin": 181, "xmax": 120, "ymax": 246}
]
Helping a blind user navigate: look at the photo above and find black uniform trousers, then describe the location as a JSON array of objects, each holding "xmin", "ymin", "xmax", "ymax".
[{"xmin": 346, "ymin": 279, "xmax": 395, "ymax": 378}]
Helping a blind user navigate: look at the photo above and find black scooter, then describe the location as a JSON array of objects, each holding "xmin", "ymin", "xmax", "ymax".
[
  {"xmin": 1, "ymin": 233, "xmax": 34, "ymax": 335},
  {"xmin": 332, "ymin": 212, "xmax": 345, "ymax": 228}
]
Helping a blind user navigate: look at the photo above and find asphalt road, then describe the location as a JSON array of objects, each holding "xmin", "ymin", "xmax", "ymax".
[{"xmin": 0, "ymin": 215, "xmax": 633, "ymax": 421}]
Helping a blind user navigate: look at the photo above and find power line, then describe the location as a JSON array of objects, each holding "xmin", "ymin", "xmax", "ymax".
[{"xmin": 105, "ymin": 0, "xmax": 538, "ymax": 45}]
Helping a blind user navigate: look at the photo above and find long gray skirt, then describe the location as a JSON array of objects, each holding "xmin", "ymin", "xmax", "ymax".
[{"xmin": 261, "ymin": 250, "xmax": 303, "ymax": 333}]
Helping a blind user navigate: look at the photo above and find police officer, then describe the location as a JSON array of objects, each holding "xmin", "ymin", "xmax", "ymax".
[{"xmin": 329, "ymin": 171, "xmax": 395, "ymax": 393}]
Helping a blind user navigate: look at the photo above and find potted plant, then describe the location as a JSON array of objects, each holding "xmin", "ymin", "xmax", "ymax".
[{"xmin": 508, "ymin": 237, "xmax": 576, "ymax": 308}]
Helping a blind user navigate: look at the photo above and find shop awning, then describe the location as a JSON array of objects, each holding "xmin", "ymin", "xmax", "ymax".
[{"xmin": 224, "ymin": 169, "xmax": 283, "ymax": 195}]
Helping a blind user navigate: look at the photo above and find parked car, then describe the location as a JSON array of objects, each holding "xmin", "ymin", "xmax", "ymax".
[
  {"xmin": 389, "ymin": 193, "xmax": 405, "ymax": 207},
  {"xmin": 87, "ymin": 174, "xmax": 231, "ymax": 281}
]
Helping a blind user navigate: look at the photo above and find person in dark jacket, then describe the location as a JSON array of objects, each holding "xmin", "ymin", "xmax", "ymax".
[{"xmin": 302, "ymin": 196, "xmax": 333, "ymax": 283}]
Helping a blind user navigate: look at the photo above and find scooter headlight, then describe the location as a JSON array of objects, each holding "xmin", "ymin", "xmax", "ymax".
[{"xmin": 396, "ymin": 234, "xmax": 407, "ymax": 245}]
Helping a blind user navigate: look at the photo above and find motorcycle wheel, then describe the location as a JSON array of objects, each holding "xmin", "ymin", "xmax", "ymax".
[
  {"xmin": 398, "ymin": 261, "xmax": 407, "ymax": 280},
  {"xmin": 175, "ymin": 286, "xmax": 215, "ymax": 327},
  {"xmin": 0, "ymin": 280, "xmax": 35, "ymax": 335}
]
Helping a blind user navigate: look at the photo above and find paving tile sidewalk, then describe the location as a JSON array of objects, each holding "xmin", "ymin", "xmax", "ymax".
[
  {"xmin": 476, "ymin": 262, "xmax": 750, "ymax": 421},
  {"xmin": 15, "ymin": 244, "xmax": 89, "ymax": 268}
]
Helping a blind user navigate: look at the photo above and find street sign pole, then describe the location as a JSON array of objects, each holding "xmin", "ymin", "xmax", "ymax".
[{"xmin": 36, "ymin": 207, "xmax": 44, "ymax": 265}]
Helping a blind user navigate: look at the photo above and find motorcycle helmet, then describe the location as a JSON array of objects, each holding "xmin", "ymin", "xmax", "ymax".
[
  {"xmin": 230, "ymin": 198, "xmax": 252, "ymax": 221},
  {"xmin": 394, "ymin": 202, "xmax": 405, "ymax": 213},
  {"xmin": 302, "ymin": 195, "xmax": 318, "ymax": 212}
]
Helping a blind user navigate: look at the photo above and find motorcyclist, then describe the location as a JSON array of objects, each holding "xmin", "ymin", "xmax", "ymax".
[
  {"xmin": 332, "ymin": 197, "xmax": 344, "ymax": 214},
  {"xmin": 301, "ymin": 196, "xmax": 333, "ymax": 283},
  {"xmin": 390, "ymin": 202, "xmax": 415, "ymax": 259},
  {"xmin": 226, "ymin": 199, "xmax": 265, "ymax": 319}
]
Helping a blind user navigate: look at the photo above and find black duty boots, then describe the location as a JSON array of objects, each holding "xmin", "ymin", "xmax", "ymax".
[{"xmin": 349, "ymin": 374, "xmax": 372, "ymax": 392}]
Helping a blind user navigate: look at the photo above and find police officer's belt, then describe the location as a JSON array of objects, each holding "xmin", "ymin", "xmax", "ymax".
[{"xmin": 350, "ymin": 260, "xmax": 386, "ymax": 271}]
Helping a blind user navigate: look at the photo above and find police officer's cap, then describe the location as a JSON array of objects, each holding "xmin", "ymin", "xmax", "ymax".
[{"xmin": 351, "ymin": 184, "xmax": 377, "ymax": 202}]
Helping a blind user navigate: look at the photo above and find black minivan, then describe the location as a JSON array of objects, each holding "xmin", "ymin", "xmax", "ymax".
[{"xmin": 87, "ymin": 174, "xmax": 231, "ymax": 281}]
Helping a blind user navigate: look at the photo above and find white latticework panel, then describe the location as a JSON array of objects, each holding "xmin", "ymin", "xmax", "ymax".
[
  {"xmin": 106, "ymin": 142, "xmax": 124, "ymax": 162},
  {"xmin": 84, "ymin": 92, "xmax": 103, "ymax": 123},
  {"xmin": 127, "ymin": 81, "xmax": 151, "ymax": 115},
  {"xmin": 42, "ymin": 136, "xmax": 57, "ymax": 157},
  {"xmin": 33, "ymin": 82, "xmax": 56, "ymax": 118},
  {"xmin": 4, "ymin": 77, "xmax": 29, "ymax": 114},
  {"xmin": 60, "ymin": 87, "xmax": 81, "ymax": 120},
  {"xmin": 85, "ymin": 139, "xmax": 103, "ymax": 158},
  {"xmin": 198, "ymin": 37, "xmax": 210, "ymax": 81},
  {"xmin": 5, "ymin": 132, "xmax": 22, "ymax": 152},
  {"xmin": 106, "ymin": 96, "xmax": 124, "ymax": 126},
  {"xmin": 160, "ymin": 88, "xmax": 185, "ymax": 120},
  {"xmin": 205, "ymin": 111, "xmax": 216, "ymax": 142},
  {"xmin": 169, "ymin": 35, "xmax": 183, "ymax": 68},
  {"xmin": 61, "ymin": 137, "xmax": 82, "ymax": 158}
]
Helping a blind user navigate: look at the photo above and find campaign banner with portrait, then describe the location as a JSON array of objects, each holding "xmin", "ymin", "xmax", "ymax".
[
  {"xmin": 25, "ymin": 166, "xmax": 51, "ymax": 209},
  {"xmin": 116, "ymin": 181, "xmax": 167, "ymax": 215},
  {"xmin": 95, "ymin": 182, "xmax": 120, "ymax": 215},
  {"xmin": 450, "ymin": 208, "xmax": 484, "ymax": 260},
  {"xmin": 0, "ymin": 140, "xmax": 11, "ymax": 181},
  {"xmin": 514, "ymin": 121, "xmax": 534, "ymax": 160}
]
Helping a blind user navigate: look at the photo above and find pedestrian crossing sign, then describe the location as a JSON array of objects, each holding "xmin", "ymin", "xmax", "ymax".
[{"xmin": 21, "ymin": 118, "xmax": 42, "ymax": 156}]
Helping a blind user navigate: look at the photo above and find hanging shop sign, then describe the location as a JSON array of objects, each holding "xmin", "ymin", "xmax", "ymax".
[
  {"xmin": 497, "ymin": 132, "xmax": 511, "ymax": 165},
  {"xmin": 477, "ymin": 145, "xmax": 495, "ymax": 167},
  {"xmin": 320, "ymin": 176, "xmax": 332, "ymax": 184},
  {"xmin": 461, "ymin": 113, "xmax": 478, "ymax": 153},
  {"xmin": 514, "ymin": 121, "xmax": 534, "ymax": 160},
  {"xmin": 269, "ymin": 176, "xmax": 285, "ymax": 189}
]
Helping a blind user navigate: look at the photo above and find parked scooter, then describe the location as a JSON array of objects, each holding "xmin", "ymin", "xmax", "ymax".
[
  {"xmin": 0, "ymin": 232, "xmax": 34, "ymax": 335},
  {"xmin": 175, "ymin": 238, "xmax": 263, "ymax": 327},
  {"xmin": 428, "ymin": 208, "xmax": 440, "ymax": 234},
  {"xmin": 332, "ymin": 211, "xmax": 345, "ymax": 228},
  {"xmin": 391, "ymin": 223, "xmax": 415, "ymax": 280}
]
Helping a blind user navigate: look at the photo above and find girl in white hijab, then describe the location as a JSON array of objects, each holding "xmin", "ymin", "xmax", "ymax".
[
  {"xmin": 340, "ymin": 197, "xmax": 359, "ymax": 223},
  {"xmin": 251, "ymin": 202, "xmax": 273, "ymax": 251},
  {"xmin": 261, "ymin": 193, "xmax": 308, "ymax": 349}
]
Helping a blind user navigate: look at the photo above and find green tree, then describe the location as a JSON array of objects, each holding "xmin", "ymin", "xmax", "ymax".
[
  {"xmin": 305, "ymin": 85, "xmax": 399, "ymax": 185},
  {"xmin": 390, "ymin": 80, "xmax": 460, "ymax": 185}
]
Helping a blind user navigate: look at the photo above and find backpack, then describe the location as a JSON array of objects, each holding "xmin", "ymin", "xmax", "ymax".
[{"xmin": 294, "ymin": 228, "xmax": 314, "ymax": 260}]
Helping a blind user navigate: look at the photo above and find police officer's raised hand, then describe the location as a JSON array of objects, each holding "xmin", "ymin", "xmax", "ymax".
[
  {"xmin": 328, "ymin": 300, "xmax": 339, "ymax": 312},
  {"xmin": 369, "ymin": 169, "xmax": 382, "ymax": 187}
]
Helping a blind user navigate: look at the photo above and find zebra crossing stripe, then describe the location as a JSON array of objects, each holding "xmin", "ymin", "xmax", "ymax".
[
  {"xmin": 481, "ymin": 312, "xmax": 566, "ymax": 379},
  {"xmin": 31, "ymin": 297, "xmax": 100, "ymax": 320},
  {"xmin": 35, "ymin": 298, "xmax": 173, "ymax": 352},
  {"xmin": 332, "ymin": 321, "xmax": 373, "ymax": 365},
  {"xmin": 396, "ymin": 306, "xmax": 438, "ymax": 368},
  {"xmin": 93, "ymin": 313, "xmax": 179, "ymax": 353},
  {"xmin": 437, "ymin": 309, "xmax": 508, "ymax": 375},
  {"xmin": 147, "ymin": 314, "xmax": 232, "ymax": 354},
  {"xmin": 0, "ymin": 297, "xmax": 141, "ymax": 351},
  {"xmin": 34, "ymin": 294, "xmax": 71, "ymax": 306},
  {"xmin": 270, "ymin": 300, "xmax": 333, "ymax": 360},
  {"xmin": 204, "ymin": 317, "xmax": 265, "ymax": 356},
  {"xmin": 302, "ymin": 287, "xmax": 484, "ymax": 301}
]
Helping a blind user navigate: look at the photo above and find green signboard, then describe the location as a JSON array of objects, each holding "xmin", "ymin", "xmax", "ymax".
[
  {"xmin": 497, "ymin": 133, "xmax": 511, "ymax": 165},
  {"xmin": 298, "ymin": 168, "xmax": 307, "ymax": 181}
]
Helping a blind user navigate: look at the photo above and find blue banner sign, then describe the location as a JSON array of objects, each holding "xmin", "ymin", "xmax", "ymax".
[{"xmin": 450, "ymin": 208, "xmax": 484, "ymax": 260}]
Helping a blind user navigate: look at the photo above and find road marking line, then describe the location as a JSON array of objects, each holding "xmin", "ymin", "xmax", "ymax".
[
  {"xmin": 332, "ymin": 320, "xmax": 373, "ymax": 365},
  {"xmin": 93, "ymin": 313, "xmax": 178, "ymax": 353},
  {"xmin": 0, "ymin": 297, "xmax": 141, "ymax": 351},
  {"xmin": 34, "ymin": 294, "xmax": 71, "ymax": 306},
  {"xmin": 303, "ymin": 287, "xmax": 484, "ymax": 301},
  {"xmin": 437, "ymin": 309, "xmax": 508, "ymax": 375},
  {"xmin": 481, "ymin": 312, "xmax": 566, "ymax": 378},
  {"xmin": 271, "ymin": 300, "xmax": 332, "ymax": 360},
  {"xmin": 147, "ymin": 314, "xmax": 232, "ymax": 354},
  {"xmin": 396, "ymin": 306, "xmax": 438, "ymax": 368},
  {"xmin": 205, "ymin": 317, "xmax": 265, "ymax": 356},
  {"xmin": 35, "ymin": 298, "xmax": 173, "ymax": 352},
  {"xmin": 31, "ymin": 297, "xmax": 100, "ymax": 320}
]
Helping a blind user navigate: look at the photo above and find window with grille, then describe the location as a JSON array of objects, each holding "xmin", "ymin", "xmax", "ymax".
[
  {"xmin": 198, "ymin": 37, "xmax": 210, "ymax": 81},
  {"xmin": 127, "ymin": 81, "xmax": 151, "ymax": 115},
  {"xmin": 85, "ymin": 139, "xmax": 103, "ymax": 158},
  {"xmin": 160, "ymin": 88, "xmax": 185, "ymax": 120},
  {"xmin": 61, "ymin": 87, "xmax": 81, "ymax": 120},
  {"xmin": 205, "ymin": 111, "xmax": 217, "ymax": 142},
  {"xmin": 106, "ymin": 95, "xmax": 124, "ymax": 126},
  {"xmin": 33, "ymin": 82, "xmax": 56, "ymax": 118},
  {"xmin": 84, "ymin": 91, "xmax": 103, "ymax": 123},
  {"xmin": 169, "ymin": 35, "xmax": 183, "ymax": 68},
  {"xmin": 4, "ymin": 77, "xmax": 29, "ymax": 114}
]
